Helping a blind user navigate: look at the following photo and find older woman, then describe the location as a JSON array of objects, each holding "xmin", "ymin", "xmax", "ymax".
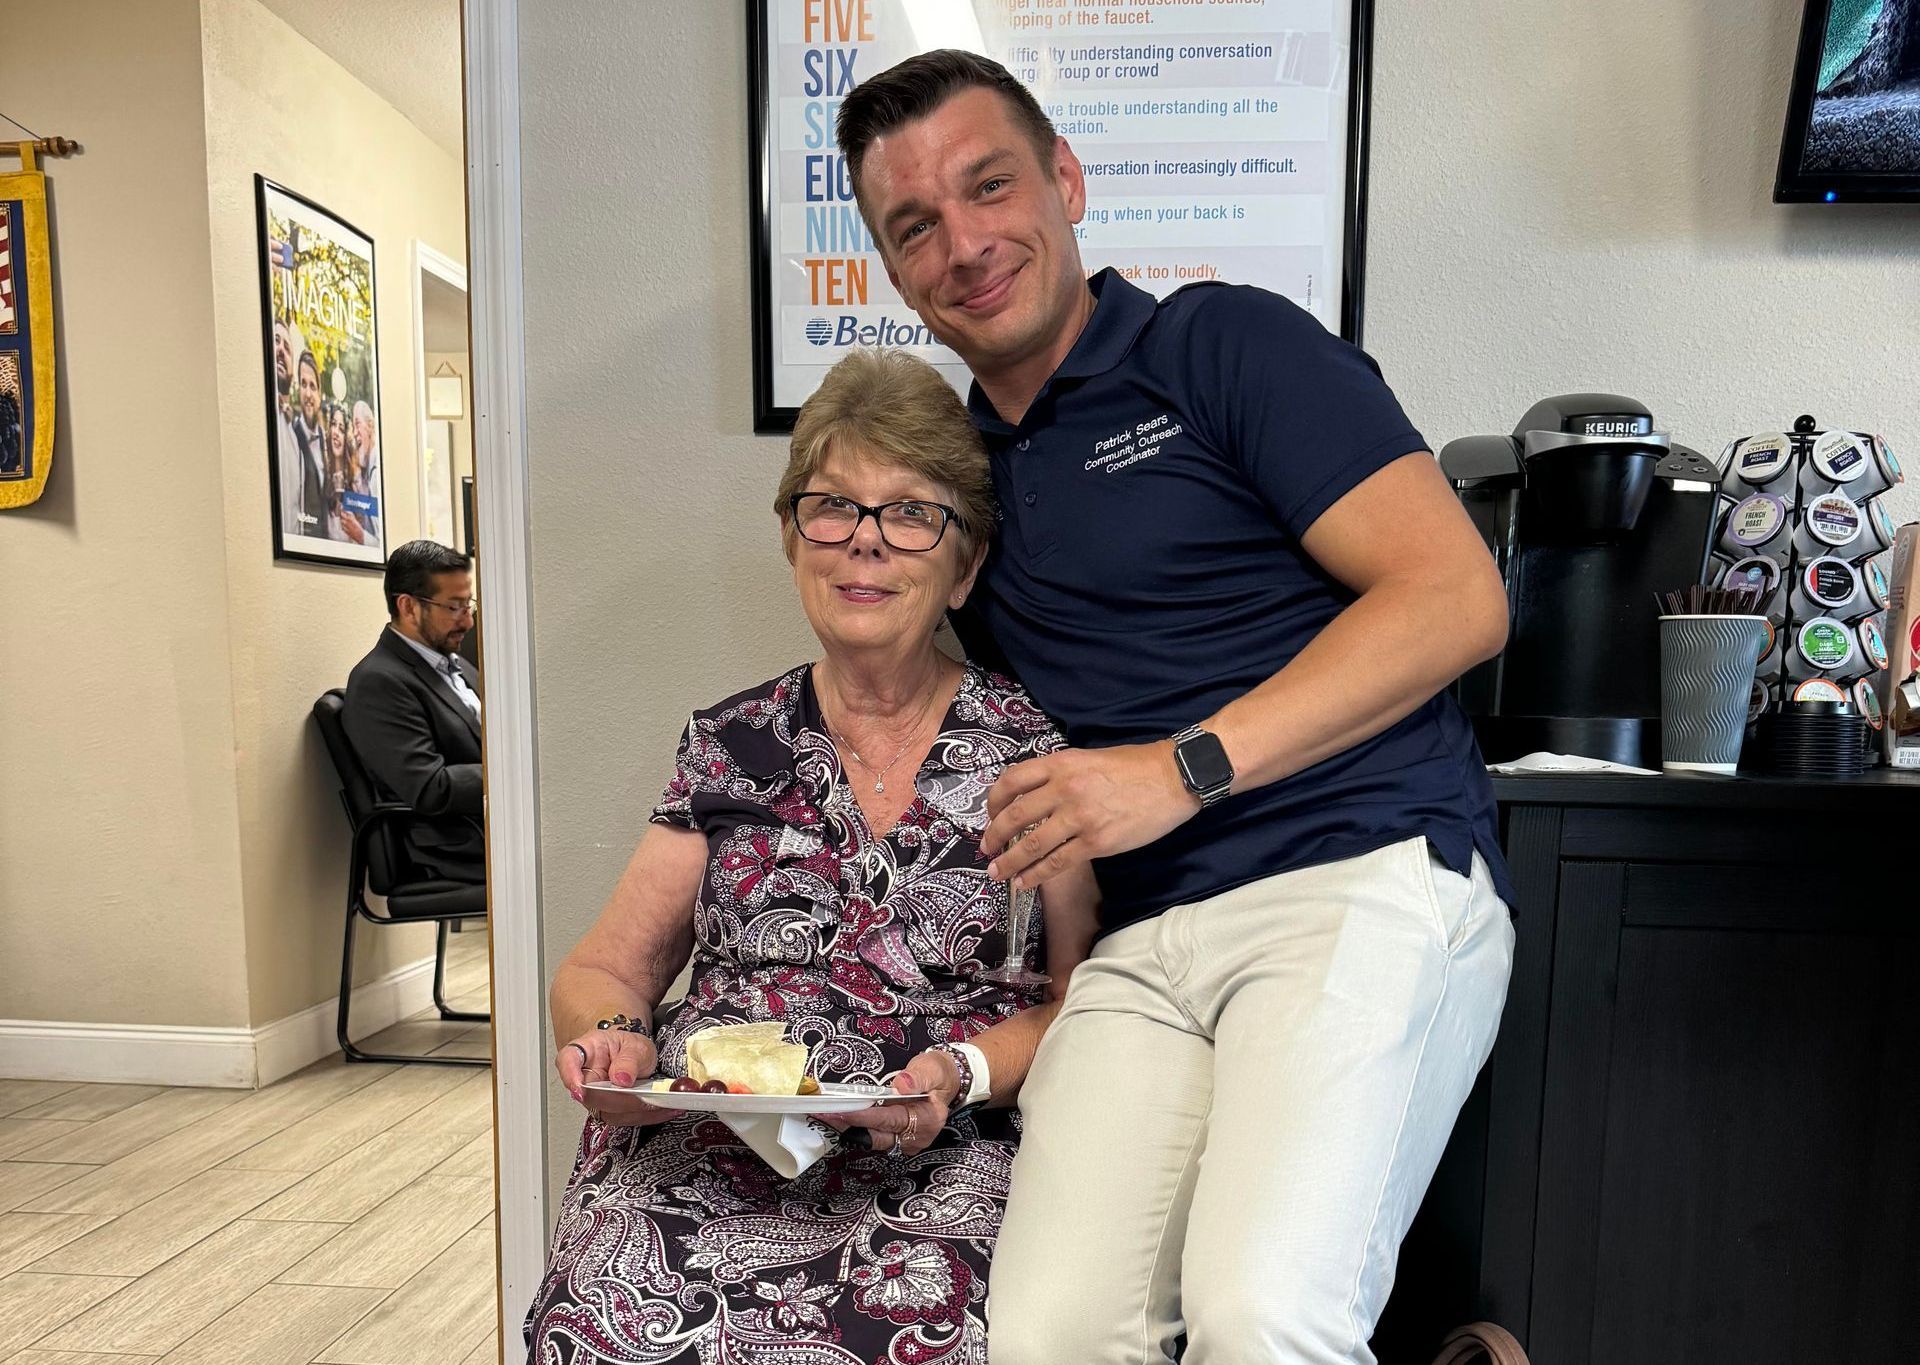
[{"xmin": 526, "ymin": 349, "xmax": 1098, "ymax": 1365}]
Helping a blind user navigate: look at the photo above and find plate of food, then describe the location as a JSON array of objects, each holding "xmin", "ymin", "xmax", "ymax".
[{"xmin": 583, "ymin": 1022, "xmax": 926, "ymax": 1115}]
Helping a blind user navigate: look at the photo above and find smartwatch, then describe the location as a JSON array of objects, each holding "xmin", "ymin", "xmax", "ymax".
[{"xmin": 1171, "ymin": 725, "xmax": 1235, "ymax": 807}]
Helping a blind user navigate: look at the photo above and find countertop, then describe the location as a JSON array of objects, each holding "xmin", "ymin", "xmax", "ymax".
[{"xmin": 1490, "ymin": 766, "xmax": 1920, "ymax": 809}]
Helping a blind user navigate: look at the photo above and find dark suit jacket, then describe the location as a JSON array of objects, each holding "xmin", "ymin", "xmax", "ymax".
[{"xmin": 343, "ymin": 627, "xmax": 485, "ymax": 882}]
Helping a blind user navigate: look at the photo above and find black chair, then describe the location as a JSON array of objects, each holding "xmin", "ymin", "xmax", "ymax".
[{"xmin": 312, "ymin": 688, "xmax": 490, "ymax": 1067}]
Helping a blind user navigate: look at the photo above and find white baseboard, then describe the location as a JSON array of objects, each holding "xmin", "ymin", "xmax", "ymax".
[
  {"xmin": 0, "ymin": 955, "xmax": 439, "ymax": 1090},
  {"xmin": 253, "ymin": 955, "xmax": 440, "ymax": 1086}
]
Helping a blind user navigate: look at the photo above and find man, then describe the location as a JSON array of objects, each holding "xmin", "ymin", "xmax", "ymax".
[
  {"xmin": 343, "ymin": 540, "xmax": 484, "ymax": 883},
  {"xmin": 839, "ymin": 52, "xmax": 1517, "ymax": 1365},
  {"xmin": 283, "ymin": 349, "xmax": 328, "ymax": 538}
]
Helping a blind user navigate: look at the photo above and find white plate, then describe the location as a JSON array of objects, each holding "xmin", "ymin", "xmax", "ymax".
[{"xmin": 582, "ymin": 1080, "xmax": 926, "ymax": 1115}]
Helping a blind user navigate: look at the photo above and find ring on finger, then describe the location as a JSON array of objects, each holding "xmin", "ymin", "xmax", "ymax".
[
  {"xmin": 567, "ymin": 1042, "xmax": 589, "ymax": 1068},
  {"xmin": 905, "ymin": 1110, "xmax": 919, "ymax": 1148}
]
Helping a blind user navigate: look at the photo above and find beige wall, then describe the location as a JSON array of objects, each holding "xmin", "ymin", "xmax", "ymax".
[
  {"xmin": 515, "ymin": 0, "xmax": 1920, "ymax": 1194},
  {"xmin": 0, "ymin": 0, "xmax": 252, "ymax": 1027},
  {"xmin": 200, "ymin": 0, "xmax": 468, "ymax": 1025},
  {"xmin": 0, "ymin": 0, "xmax": 470, "ymax": 1042},
  {"xmin": 1364, "ymin": 0, "xmax": 1920, "ymax": 532},
  {"xmin": 519, "ymin": 2, "xmax": 811, "ymax": 1191}
]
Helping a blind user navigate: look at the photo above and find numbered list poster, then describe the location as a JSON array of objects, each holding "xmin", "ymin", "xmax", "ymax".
[{"xmin": 759, "ymin": 0, "xmax": 1358, "ymax": 419}]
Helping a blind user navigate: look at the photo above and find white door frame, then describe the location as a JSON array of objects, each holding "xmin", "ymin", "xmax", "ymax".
[
  {"xmin": 410, "ymin": 240, "xmax": 468, "ymax": 550},
  {"xmin": 463, "ymin": 0, "xmax": 547, "ymax": 1339}
]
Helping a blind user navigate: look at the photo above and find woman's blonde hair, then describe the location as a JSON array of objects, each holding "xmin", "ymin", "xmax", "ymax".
[{"xmin": 776, "ymin": 349, "xmax": 995, "ymax": 562}]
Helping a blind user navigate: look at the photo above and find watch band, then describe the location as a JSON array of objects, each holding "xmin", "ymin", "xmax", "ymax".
[{"xmin": 929, "ymin": 1041, "xmax": 992, "ymax": 1111}]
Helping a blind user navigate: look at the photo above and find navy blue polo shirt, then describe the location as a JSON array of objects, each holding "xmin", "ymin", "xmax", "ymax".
[{"xmin": 953, "ymin": 269, "xmax": 1514, "ymax": 934}]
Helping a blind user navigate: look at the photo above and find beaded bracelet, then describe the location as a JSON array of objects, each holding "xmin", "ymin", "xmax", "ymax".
[{"xmin": 926, "ymin": 1042, "xmax": 976, "ymax": 1109}]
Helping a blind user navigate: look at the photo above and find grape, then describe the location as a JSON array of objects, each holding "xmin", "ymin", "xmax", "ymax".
[
  {"xmin": 669, "ymin": 1077, "xmax": 701, "ymax": 1093},
  {"xmin": 701, "ymin": 1079, "xmax": 728, "ymax": 1094}
]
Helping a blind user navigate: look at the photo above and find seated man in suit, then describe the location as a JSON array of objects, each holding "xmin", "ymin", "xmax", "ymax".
[{"xmin": 345, "ymin": 540, "xmax": 485, "ymax": 883}]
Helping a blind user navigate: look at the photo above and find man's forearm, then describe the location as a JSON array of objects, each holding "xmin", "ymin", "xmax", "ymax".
[{"xmin": 1207, "ymin": 573, "xmax": 1506, "ymax": 793}]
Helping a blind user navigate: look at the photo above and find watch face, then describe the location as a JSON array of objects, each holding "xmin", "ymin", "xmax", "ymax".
[{"xmin": 1177, "ymin": 731, "xmax": 1233, "ymax": 793}]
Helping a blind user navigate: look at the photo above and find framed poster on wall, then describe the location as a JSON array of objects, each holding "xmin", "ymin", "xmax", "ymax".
[
  {"xmin": 256, "ymin": 175, "xmax": 387, "ymax": 568},
  {"xmin": 747, "ymin": 0, "xmax": 1375, "ymax": 432}
]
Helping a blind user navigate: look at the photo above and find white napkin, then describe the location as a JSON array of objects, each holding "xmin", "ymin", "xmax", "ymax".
[
  {"xmin": 719, "ymin": 1113, "xmax": 835, "ymax": 1179},
  {"xmin": 1486, "ymin": 751, "xmax": 1659, "ymax": 776}
]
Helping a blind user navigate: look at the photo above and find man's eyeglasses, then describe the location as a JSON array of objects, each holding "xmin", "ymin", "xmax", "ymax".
[
  {"xmin": 412, "ymin": 595, "xmax": 477, "ymax": 616},
  {"xmin": 788, "ymin": 493, "xmax": 962, "ymax": 553}
]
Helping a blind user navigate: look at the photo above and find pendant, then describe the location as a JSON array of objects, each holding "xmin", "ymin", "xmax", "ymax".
[{"xmin": 874, "ymin": 779, "xmax": 885, "ymax": 794}]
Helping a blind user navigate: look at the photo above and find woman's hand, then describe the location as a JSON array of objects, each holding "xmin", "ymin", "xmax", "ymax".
[
  {"xmin": 555, "ymin": 1029, "xmax": 678, "ymax": 1128},
  {"xmin": 816, "ymin": 1049, "xmax": 961, "ymax": 1157}
]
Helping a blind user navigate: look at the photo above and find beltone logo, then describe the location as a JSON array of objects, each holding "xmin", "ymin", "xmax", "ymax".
[{"xmin": 805, "ymin": 316, "xmax": 938, "ymax": 348}]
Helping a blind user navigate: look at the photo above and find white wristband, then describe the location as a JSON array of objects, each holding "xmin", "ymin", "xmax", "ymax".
[{"xmin": 953, "ymin": 1041, "xmax": 992, "ymax": 1108}]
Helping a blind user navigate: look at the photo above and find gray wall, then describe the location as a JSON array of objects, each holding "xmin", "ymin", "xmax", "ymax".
[{"xmin": 518, "ymin": 0, "xmax": 1920, "ymax": 1199}]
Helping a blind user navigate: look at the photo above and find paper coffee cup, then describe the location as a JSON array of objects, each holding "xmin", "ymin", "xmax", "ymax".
[{"xmin": 1659, "ymin": 614, "xmax": 1769, "ymax": 775}]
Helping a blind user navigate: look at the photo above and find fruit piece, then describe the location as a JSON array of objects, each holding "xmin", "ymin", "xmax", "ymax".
[
  {"xmin": 669, "ymin": 1077, "xmax": 701, "ymax": 1093},
  {"xmin": 701, "ymin": 1079, "xmax": 728, "ymax": 1094},
  {"xmin": 726, "ymin": 1082, "xmax": 753, "ymax": 1095},
  {"xmin": 797, "ymin": 1075, "xmax": 820, "ymax": 1096}
]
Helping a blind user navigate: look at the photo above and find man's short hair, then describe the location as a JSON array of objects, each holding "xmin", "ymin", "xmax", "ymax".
[
  {"xmin": 384, "ymin": 539, "xmax": 471, "ymax": 618},
  {"xmin": 835, "ymin": 49, "xmax": 1057, "ymax": 234},
  {"xmin": 297, "ymin": 349, "xmax": 320, "ymax": 382},
  {"xmin": 776, "ymin": 348, "xmax": 995, "ymax": 564}
]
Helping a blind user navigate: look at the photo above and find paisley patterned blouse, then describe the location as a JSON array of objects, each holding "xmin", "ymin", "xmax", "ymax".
[{"xmin": 527, "ymin": 661, "xmax": 1062, "ymax": 1364}]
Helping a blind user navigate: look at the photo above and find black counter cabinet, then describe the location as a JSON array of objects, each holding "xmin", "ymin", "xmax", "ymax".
[{"xmin": 1373, "ymin": 771, "xmax": 1920, "ymax": 1365}]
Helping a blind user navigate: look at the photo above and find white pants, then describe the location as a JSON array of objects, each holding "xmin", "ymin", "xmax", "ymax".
[{"xmin": 989, "ymin": 837, "xmax": 1514, "ymax": 1365}]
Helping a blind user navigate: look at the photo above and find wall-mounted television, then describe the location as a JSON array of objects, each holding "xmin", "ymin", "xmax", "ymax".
[{"xmin": 1775, "ymin": 0, "xmax": 1920, "ymax": 201}]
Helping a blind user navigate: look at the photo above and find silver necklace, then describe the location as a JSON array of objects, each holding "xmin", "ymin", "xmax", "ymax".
[{"xmin": 824, "ymin": 672, "xmax": 945, "ymax": 795}]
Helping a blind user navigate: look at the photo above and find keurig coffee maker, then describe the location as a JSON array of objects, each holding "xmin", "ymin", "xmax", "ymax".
[{"xmin": 1441, "ymin": 395, "xmax": 1720, "ymax": 767}]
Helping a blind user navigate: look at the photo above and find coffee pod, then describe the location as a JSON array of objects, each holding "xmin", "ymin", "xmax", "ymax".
[
  {"xmin": 1727, "ymin": 433, "xmax": 1795, "ymax": 491},
  {"xmin": 1853, "ymin": 498, "xmax": 1898, "ymax": 561},
  {"xmin": 1783, "ymin": 616, "xmax": 1857, "ymax": 681},
  {"xmin": 1756, "ymin": 616, "xmax": 1783, "ymax": 673},
  {"xmin": 1853, "ymin": 677, "xmax": 1885, "ymax": 731},
  {"xmin": 1870, "ymin": 434, "xmax": 1904, "ymax": 497},
  {"xmin": 1799, "ymin": 429, "xmax": 1873, "ymax": 497},
  {"xmin": 1788, "ymin": 556, "xmax": 1861, "ymax": 622},
  {"xmin": 1790, "ymin": 491, "xmax": 1864, "ymax": 560},
  {"xmin": 1863, "ymin": 558, "xmax": 1892, "ymax": 616},
  {"xmin": 1721, "ymin": 555, "xmax": 1786, "ymax": 621},
  {"xmin": 1790, "ymin": 677, "xmax": 1849, "ymax": 704},
  {"xmin": 1747, "ymin": 677, "xmax": 1773, "ymax": 724},
  {"xmin": 1857, "ymin": 617, "xmax": 1889, "ymax": 675},
  {"xmin": 1720, "ymin": 492, "xmax": 1792, "ymax": 559}
]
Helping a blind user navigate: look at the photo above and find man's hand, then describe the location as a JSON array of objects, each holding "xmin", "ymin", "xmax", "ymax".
[
  {"xmin": 555, "ymin": 1028, "xmax": 677, "ymax": 1128},
  {"xmin": 337, "ymin": 510, "xmax": 365, "ymax": 544},
  {"xmin": 982, "ymin": 743, "xmax": 1202, "ymax": 890}
]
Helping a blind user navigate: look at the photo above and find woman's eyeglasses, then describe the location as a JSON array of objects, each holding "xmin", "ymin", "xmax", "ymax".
[{"xmin": 788, "ymin": 493, "xmax": 962, "ymax": 553}]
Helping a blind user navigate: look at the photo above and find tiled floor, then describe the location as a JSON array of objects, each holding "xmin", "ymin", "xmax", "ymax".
[{"xmin": 0, "ymin": 929, "xmax": 498, "ymax": 1365}]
